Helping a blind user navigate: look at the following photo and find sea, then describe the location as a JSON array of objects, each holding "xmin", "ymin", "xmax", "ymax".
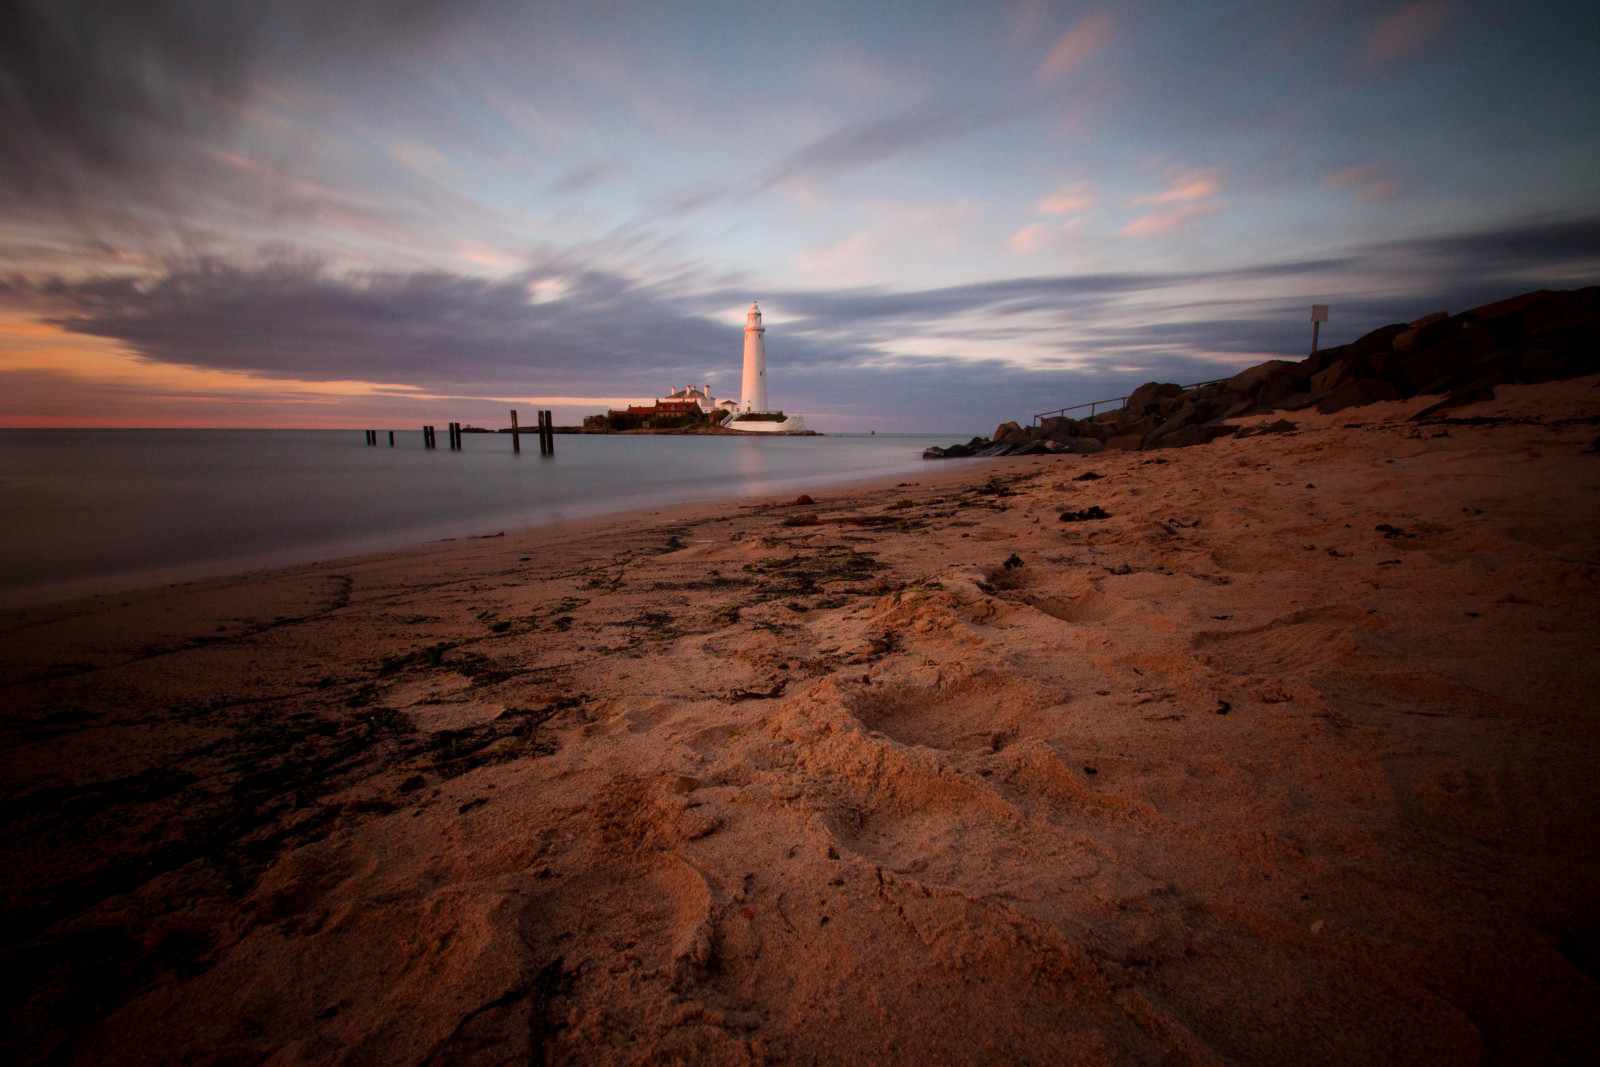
[{"xmin": 0, "ymin": 429, "xmax": 973, "ymax": 608}]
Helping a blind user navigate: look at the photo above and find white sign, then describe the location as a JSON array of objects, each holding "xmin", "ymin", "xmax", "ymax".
[{"xmin": 1311, "ymin": 304, "xmax": 1329, "ymax": 323}]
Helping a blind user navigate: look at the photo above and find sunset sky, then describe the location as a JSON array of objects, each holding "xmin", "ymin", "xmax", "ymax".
[{"xmin": 2, "ymin": 1, "xmax": 1597, "ymax": 431}]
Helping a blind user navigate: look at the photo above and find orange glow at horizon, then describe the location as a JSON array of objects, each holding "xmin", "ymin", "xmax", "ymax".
[{"xmin": 0, "ymin": 316, "xmax": 647, "ymax": 428}]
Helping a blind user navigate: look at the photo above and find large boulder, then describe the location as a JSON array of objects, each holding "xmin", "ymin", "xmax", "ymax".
[
  {"xmin": 1518, "ymin": 287, "xmax": 1600, "ymax": 339},
  {"xmin": 1067, "ymin": 437, "xmax": 1105, "ymax": 454},
  {"xmin": 1465, "ymin": 290, "xmax": 1551, "ymax": 323},
  {"xmin": 1310, "ymin": 357, "xmax": 1365, "ymax": 395},
  {"xmin": 1316, "ymin": 378, "xmax": 1400, "ymax": 414},
  {"xmin": 1105, "ymin": 434, "xmax": 1144, "ymax": 451},
  {"xmin": 1384, "ymin": 334, "xmax": 1480, "ymax": 394},
  {"xmin": 1038, "ymin": 416, "xmax": 1077, "ymax": 443},
  {"xmin": 1123, "ymin": 381, "xmax": 1184, "ymax": 419},
  {"xmin": 1392, "ymin": 313, "xmax": 1454, "ymax": 352},
  {"xmin": 993, "ymin": 421, "xmax": 1025, "ymax": 442},
  {"xmin": 1149, "ymin": 423, "xmax": 1218, "ymax": 449},
  {"xmin": 1224, "ymin": 360, "xmax": 1298, "ymax": 398}
]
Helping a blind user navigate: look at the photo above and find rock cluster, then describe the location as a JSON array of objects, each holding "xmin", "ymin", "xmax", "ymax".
[{"xmin": 924, "ymin": 286, "xmax": 1599, "ymax": 459}]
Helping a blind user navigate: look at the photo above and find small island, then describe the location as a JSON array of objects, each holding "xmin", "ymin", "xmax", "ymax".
[{"xmin": 582, "ymin": 302, "xmax": 815, "ymax": 433}]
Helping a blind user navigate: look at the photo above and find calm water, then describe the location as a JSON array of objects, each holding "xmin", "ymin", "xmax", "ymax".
[{"xmin": 0, "ymin": 429, "xmax": 971, "ymax": 606}]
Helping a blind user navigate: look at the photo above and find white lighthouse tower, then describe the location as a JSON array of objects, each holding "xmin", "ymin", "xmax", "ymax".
[
  {"xmin": 740, "ymin": 301, "xmax": 768, "ymax": 413},
  {"xmin": 727, "ymin": 300, "xmax": 806, "ymax": 432}
]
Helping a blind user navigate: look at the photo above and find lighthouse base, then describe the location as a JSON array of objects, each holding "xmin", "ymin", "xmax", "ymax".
[{"xmin": 727, "ymin": 412, "xmax": 808, "ymax": 433}]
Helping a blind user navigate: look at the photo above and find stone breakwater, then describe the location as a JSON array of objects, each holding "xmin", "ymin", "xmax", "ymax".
[{"xmin": 927, "ymin": 285, "xmax": 1600, "ymax": 459}]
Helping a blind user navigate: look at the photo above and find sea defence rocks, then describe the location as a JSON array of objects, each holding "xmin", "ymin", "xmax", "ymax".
[{"xmin": 923, "ymin": 285, "xmax": 1600, "ymax": 459}]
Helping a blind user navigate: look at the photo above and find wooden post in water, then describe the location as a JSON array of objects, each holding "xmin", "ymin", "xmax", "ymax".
[
  {"xmin": 424, "ymin": 425, "xmax": 434, "ymax": 449},
  {"xmin": 545, "ymin": 410, "xmax": 556, "ymax": 455},
  {"xmin": 510, "ymin": 409, "xmax": 520, "ymax": 453},
  {"xmin": 388, "ymin": 430, "xmax": 394, "ymax": 446}
]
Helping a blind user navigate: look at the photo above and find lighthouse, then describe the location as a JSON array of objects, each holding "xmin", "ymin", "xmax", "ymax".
[{"xmin": 740, "ymin": 301, "xmax": 768, "ymax": 413}]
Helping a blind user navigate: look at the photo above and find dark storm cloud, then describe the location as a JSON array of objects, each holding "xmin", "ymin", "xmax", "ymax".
[
  {"xmin": 0, "ymin": 0, "xmax": 479, "ymax": 221},
  {"xmin": 30, "ymin": 260, "xmax": 760, "ymax": 396},
  {"xmin": 1395, "ymin": 216, "xmax": 1600, "ymax": 272}
]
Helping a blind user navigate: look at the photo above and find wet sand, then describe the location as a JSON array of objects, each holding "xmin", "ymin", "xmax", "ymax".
[{"xmin": 4, "ymin": 377, "xmax": 1599, "ymax": 1065}]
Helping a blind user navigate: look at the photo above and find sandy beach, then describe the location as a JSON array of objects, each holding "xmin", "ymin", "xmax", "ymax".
[{"xmin": 4, "ymin": 377, "xmax": 1599, "ymax": 1065}]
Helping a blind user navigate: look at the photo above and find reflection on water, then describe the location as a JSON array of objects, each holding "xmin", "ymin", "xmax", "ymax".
[{"xmin": 0, "ymin": 429, "xmax": 969, "ymax": 605}]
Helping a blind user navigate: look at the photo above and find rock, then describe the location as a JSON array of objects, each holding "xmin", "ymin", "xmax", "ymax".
[
  {"xmin": 993, "ymin": 421, "xmax": 1024, "ymax": 442},
  {"xmin": 1309, "ymin": 323, "xmax": 1408, "ymax": 376},
  {"xmin": 1385, "ymin": 334, "xmax": 1478, "ymax": 393},
  {"xmin": 1039, "ymin": 416, "xmax": 1077, "ymax": 443},
  {"xmin": 1067, "ymin": 437, "xmax": 1105, "ymax": 454},
  {"xmin": 1316, "ymin": 378, "xmax": 1400, "ymax": 414},
  {"xmin": 1059, "ymin": 506, "xmax": 1109, "ymax": 522},
  {"xmin": 1143, "ymin": 403, "xmax": 1204, "ymax": 447},
  {"xmin": 1275, "ymin": 393, "xmax": 1323, "ymax": 411},
  {"xmin": 1149, "ymin": 424, "xmax": 1213, "ymax": 449},
  {"xmin": 1105, "ymin": 434, "xmax": 1144, "ymax": 451},
  {"xmin": 1465, "ymin": 290, "xmax": 1551, "ymax": 323},
  {"xmin": 1392, "ymin": 315, "xmax": 1454, "ymax": 352},
  {"xmin": 1011, "ymin": 440, "xmax": 1050, "ymax": 456},
  {"xmin": 1310, "ymin": 358, "xmax": 1364, "ymax": 394},
  {"xmin": 1410, "ymin": 382, "xmax": 1499, "ymax": 420},
  {"xmin": 1256, "ymin": 370, "xmax": 1297, "ymax": 407},
  {"xmin": 1224, "ymin": 360, "xmax": 1298, "ymax": 397},
  {"xmin": 1157, "ymin": 395, "xmax": 1187, "ymax": 419},
  {"xmin": 1124, "ymin": 381, "xmax": 1184, "ymax": 417}
]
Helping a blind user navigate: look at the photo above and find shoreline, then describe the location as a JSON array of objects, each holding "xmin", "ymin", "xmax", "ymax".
[
  {"xmin": 4, "ymin": 377, "xmax": 1598, "ymax": 1063},
  {"xmin": 0, "ymin": 435, "xmax": 979, "ymax": 613}
]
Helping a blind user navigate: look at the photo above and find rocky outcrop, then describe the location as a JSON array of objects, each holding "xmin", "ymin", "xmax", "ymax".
[{"xmin": 925, "ymin": 286, "xmax": 1600, "ymax": 459}]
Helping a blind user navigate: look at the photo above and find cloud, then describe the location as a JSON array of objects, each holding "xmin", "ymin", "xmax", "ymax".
[
  {"xmin": 10, "ymin": 212, "xmax": 1598, "ymax": 432},
  {"xmin": 1035, "ymin": 182, "xmax": 1096, "ymax": 215},
  {"xmin": 747, "ymin": 104, "xmax": 1003, "ymax": 195},
  {"xmin": 1324, "ymin": 164, "xmax": 1399, "ymax": 203},
  {"xmin": 1121, "ymin": 204, "xmax": 1223, "ymax": 236},
  {"xmin": 1363, "ymin": 1, "xmax": 1449, "ymax": 67},
  {"xmin": 0, "ymin": 0, "xmax": 481, "ymax": 226},
  {"xmin": 1129, "ymin": 169, "xmax": 1222, "ymax": 206},
  {"xmin": 1007, "ymin": 220, "xmax": 1084, "ymax": 255},
  {"xmin": 1035, "ymin": 11, "xmax": 1117, "ymax": 86}
]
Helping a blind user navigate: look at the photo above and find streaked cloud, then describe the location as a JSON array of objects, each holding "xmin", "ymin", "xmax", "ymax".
[
  {"xmin": 1363, "ymin": 1, "xmax": 1450, "ymax": 67},
  {"xmin": 1035, "ymin": 182, "xmax": 1096, "ymax": 215},
  {"xmin": 1324, "ymin": 164, "xmax": 1399, "ymax": 203},
  {"xmin": 1129, "ymin": 169, "xmax": 1222, "ymax": 206},
  {"xmin": 1035, "ymin": 11, "xmax": 1117, "ymax": 86}
]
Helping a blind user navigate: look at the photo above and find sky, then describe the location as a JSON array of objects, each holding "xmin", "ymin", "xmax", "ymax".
[{"xmin": 1, "ymin": 1, "xmax": 1597, "ymax": 432}]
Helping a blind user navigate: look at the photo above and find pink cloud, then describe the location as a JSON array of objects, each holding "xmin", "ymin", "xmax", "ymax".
[
  {"xmin": 1035, "ymin": 182, "xmax": 1095, "ymax": 215},
  {"xmin": 1007, "ymin": 219, "xmax": 1084, "ymax": 255},
  {"xmin": 1363, "ymin": 1, "xmax": 1449, "ymax": 67},
  {"xmin": 1129, "ymin": 169, "xmax": 1221, "ymax": 206},
  {"xmin": 1120, "ymin": 203, "xmax": 1220, "ymax": 237},
  {"xmin": 1324, "ymin": 164, "xmax": 1400, "ymax": 202},
  {"xmin": 1035, "ymin": 11, "xmax": 1116, "ymax": 86}
]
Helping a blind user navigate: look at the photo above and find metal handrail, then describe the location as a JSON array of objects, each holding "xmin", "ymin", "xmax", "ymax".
[{"xmin": 1032, "ymin": 377, "xmax": 1232, "ymax": 426}]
